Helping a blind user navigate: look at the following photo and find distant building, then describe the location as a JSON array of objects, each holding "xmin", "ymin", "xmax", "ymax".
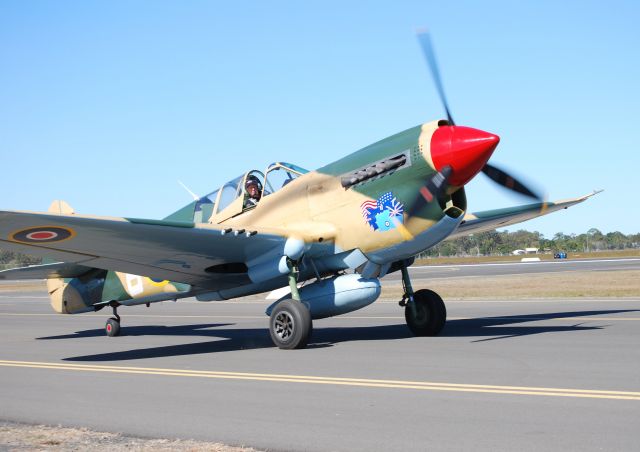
[{"xmin": 512, "ymin": 248, "xmax": 539, "ymax": 255}]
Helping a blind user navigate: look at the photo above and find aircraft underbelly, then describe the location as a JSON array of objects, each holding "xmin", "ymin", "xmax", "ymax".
[{"xmin": 366, "ymin": 212, "xmax": 463, "ymax": 264}]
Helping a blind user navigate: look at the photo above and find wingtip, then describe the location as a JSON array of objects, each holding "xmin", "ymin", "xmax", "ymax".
[{"xmin": 580, "ymin": 189, "xmax": 604, "ymax": 201}]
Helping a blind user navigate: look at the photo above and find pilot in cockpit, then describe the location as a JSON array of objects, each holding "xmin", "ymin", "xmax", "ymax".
[{"xmin": 243, "ymin": 176, "xmax": 262, "ymax": 209}]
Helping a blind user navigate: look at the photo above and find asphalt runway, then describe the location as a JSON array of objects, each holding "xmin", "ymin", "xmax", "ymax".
[{"xmin": 1, "ymin": 261, "xmax": 639, "ymax": 451}]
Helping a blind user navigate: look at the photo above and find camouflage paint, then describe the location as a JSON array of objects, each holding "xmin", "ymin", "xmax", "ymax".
[
  {"xmin": 200, "ymin": 120, "xmax": 449, "ymax": 255},
  {"xmin": 48, "ymin": 268, "xmax": 191, "ymax": 314}
]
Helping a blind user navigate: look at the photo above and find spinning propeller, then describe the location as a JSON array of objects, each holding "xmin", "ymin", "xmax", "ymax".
[{"xmin": 407, "ymin": 31, "xmax": 543, "ymax": 218}]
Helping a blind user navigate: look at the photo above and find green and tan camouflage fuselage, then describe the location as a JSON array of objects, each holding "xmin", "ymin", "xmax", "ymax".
[
  {"xmin": 175, "ymin": 120, "xmax": 451, "ymax": 252},
  {"xmin": 48, "ymin": 271, "xmax": 190, "ymax": 314}
]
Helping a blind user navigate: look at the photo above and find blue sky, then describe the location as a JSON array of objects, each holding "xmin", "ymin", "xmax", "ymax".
[{"xmin": 1, "ymin": 0, "xmax": 638, "ymax": 238}]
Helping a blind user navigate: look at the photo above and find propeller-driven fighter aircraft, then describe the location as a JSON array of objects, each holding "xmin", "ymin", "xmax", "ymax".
[{"xmin": 0, "ymin": 34, "xmax": 597, "ymax": 349}]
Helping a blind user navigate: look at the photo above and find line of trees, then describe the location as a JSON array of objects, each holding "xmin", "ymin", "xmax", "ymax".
[
  {"xmin": 1, "ymin": 229, "xmax": 639, "ymax": 267},
  {"xmin": 421, "ymin": 228, "xmax": 640, "ymax": 258}
]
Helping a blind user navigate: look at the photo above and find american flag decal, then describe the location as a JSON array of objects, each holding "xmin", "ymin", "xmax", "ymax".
[{"xmin": 360, "ymin": 192, "xmax": 405, "ymax": 232}]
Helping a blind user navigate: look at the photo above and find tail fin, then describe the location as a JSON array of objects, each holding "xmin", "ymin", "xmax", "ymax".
[{"xmin": 48, "ymin": 200, "xmax": 75, "ymax": 215}]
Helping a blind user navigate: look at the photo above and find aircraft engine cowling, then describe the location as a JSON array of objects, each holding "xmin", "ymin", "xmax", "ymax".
[
  {"xmin": 266, "ymin": 274, "xmax": 381, "ymax": 320},
  {"xmin": 47, "ymin": 277, "xmax": 103, "ymax": 314}
]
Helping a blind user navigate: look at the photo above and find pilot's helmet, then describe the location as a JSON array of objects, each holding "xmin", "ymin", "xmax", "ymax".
[{"xmin": 245, "ymin": 175, "xmax": 262, "ymax": 191}]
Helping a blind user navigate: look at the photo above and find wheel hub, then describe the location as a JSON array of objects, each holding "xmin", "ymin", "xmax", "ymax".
[
  {"xmin": 274, "ymin": 311, "xmax": 294, "ymax": 340},
  {"xmin": 413, "ymin": 303, "xmax": 429, "ymax": 325}
]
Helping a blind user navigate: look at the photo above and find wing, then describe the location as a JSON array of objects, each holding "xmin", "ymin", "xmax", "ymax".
[
  {"xmin": 0, "ymin": 210, "xmax": 286, "ymax": 289},
  {"xmin": 448, "ymin": 191, "xmax": 600, "ymax": 239}
]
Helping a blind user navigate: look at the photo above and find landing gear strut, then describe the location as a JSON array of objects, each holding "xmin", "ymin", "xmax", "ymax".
[
  {"xmin": 268, "ymin": 258, "xmax": 312, "ymax": 349},
  {"xmin": 400, "ymin": 264, "xmax": 447, "ymax": 336},
  {"xmin": 105, "ymin": 303, "xmax": 121, "ymax": 337}
]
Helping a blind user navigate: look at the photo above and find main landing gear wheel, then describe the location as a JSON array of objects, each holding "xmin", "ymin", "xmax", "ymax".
[
  {"xmin": 269, "ymin": 299, "xmax": 312, "ymax": 350},
  {"xmin": 405, "ymin": 289, "xmax": 447, "ymax": 336},
  {"xmin": 105, "ymin": 317, "xmax": 120, "ymax": 337}
]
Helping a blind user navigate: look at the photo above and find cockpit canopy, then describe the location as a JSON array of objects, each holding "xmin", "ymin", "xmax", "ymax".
[
  {"xmin": 263, "ymin": 162, "xmax": 309, "ymax": 196},
  {"xmin": 194, "ymin": 162, "xmax": 309, "ymax": 223}
]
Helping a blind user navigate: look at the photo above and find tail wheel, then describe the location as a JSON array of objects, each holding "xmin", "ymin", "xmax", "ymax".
[
  {"xmin": 269, "ymin": 299, "xmax": 312, "ymax": 350},
  {"xmin": 405, "ymin": 289, "xmax": 446, "ymax": 336},
  {"xmin": 105, "ymin": 317, "xmax": 121, "ymax": 337}
]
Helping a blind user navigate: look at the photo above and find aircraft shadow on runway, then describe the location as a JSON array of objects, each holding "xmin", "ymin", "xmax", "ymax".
[
  {"xmin": 33, "ymin": 309, "xmax": 636, "ymax": 362},
  {"xmin": 440, "ymin": 310, "xmax": 625, "ymax": 343}
]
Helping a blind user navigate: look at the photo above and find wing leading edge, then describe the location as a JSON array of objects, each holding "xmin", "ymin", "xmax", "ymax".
[{"xmin": 0, "ymin": 211, "xmax": 286, "ymax": 288}]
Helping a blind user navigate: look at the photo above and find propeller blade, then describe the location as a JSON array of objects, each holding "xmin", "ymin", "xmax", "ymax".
[
  {"xmin": 416, "ymin": 31, "xmax": 546, "ymax": 210},
  {"xmin": 481, "ymin": 163, "xmax": 542, "ymax": 201},
  {"xmin": 407, "ymin": 166, "xmax": 453, "ymax": 218},
  {"xmin": 417, "ymin": 30, "xmax": 455, "ymax": 125}
]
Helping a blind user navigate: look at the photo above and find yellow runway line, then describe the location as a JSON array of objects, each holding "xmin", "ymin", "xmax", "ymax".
[{"xmin": 0, "ymin": 360, "xmax": 638, "ymax": 401}]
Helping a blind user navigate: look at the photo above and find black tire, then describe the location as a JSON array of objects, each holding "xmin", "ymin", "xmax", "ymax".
[
  {"xmin": 105, "ymin": 317, "xmax": 121, "ymax": 337},
  {"xmin": 404, "ymin": 289, "xmax": 446, "ymax": 336},
  {"xmin": 269, "ymin": 299, "xmax": 312, "ymax": 349}
]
